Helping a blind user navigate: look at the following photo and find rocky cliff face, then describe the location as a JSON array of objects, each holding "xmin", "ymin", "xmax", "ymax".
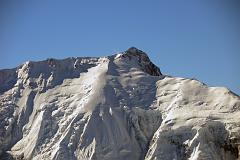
[{"xmin": 0, "ymin": 47, "xmax": 239, "ymax": 160}]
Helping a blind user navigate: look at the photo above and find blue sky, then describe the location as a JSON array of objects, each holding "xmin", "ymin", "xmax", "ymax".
[{"xmin": 0, "ymin": 0, "xmax": 239, "ymax": 95}]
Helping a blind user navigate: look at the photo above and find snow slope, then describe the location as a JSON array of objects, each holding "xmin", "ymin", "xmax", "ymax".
[{"xmin": 0, "ymin": 47, "xmax": 239, "ymax": 160}]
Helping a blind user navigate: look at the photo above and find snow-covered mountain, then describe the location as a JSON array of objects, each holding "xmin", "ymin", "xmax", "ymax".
[{"xmin": 0, "ymin": 47, "xmax": 239, "ymax": 160}]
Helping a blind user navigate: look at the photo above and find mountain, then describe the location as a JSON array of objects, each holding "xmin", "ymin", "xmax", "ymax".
[{"xmin": 0, "ymin": 47, "xmax": 239, "ymax": 160}]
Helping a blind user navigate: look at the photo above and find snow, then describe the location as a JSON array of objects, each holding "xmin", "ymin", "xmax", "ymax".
[
  {"xmin": 115, "ymin": 53, "xmax": 123, "ymax": 59},
  {"xmin": 0, "ymin": 48, "xmax": 239, "ymax": 160}
]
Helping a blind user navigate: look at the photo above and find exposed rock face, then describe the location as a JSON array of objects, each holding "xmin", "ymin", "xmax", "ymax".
[
  {"xmin": 124, "ymin": 47, "xmax": 162, "ymax": 76},
  {"xmin": 0, "ymin": 48, "xmax": 239, "ymax": 160}
]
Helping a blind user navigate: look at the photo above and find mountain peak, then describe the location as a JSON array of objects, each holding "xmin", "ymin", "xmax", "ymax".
[
  {"xmin": 126, "ymin": 46, "xmax": 144, "ymax": 53},
  {"xmin": 0, "ymin": 48, "xmax": 240, "ymax": 160},
  {"xmin": 125, "ymin": 47, "xmax": 147, "ymax": 57},
  {"xmin": 118, "ymin": 47, "xmax": 162, "ymax": 76}
]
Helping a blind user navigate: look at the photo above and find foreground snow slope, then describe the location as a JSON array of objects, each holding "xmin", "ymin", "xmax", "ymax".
[{"xmin": 0, "ymin": 47, "xmax": 239, "ymax": 160}]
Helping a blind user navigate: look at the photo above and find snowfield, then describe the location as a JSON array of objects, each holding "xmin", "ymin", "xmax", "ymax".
[{"xmin": 0, "ymin": 47, "xmax": 239, "ymax": 160}]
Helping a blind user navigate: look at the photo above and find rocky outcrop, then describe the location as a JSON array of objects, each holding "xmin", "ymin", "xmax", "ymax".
[{"xmin": 124, "ymin": 47, "xmax": 162, "ymax": 76}]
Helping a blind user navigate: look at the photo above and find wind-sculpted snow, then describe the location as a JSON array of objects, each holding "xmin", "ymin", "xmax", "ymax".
[{"xmin": 0, "ymin": 47, "xmax": 239, "ymax": 160}]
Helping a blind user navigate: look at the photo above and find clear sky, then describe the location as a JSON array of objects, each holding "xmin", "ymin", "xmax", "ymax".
[{"xmin": 0, "ymin": 0, "xmax": 239, "ymax": 95}]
